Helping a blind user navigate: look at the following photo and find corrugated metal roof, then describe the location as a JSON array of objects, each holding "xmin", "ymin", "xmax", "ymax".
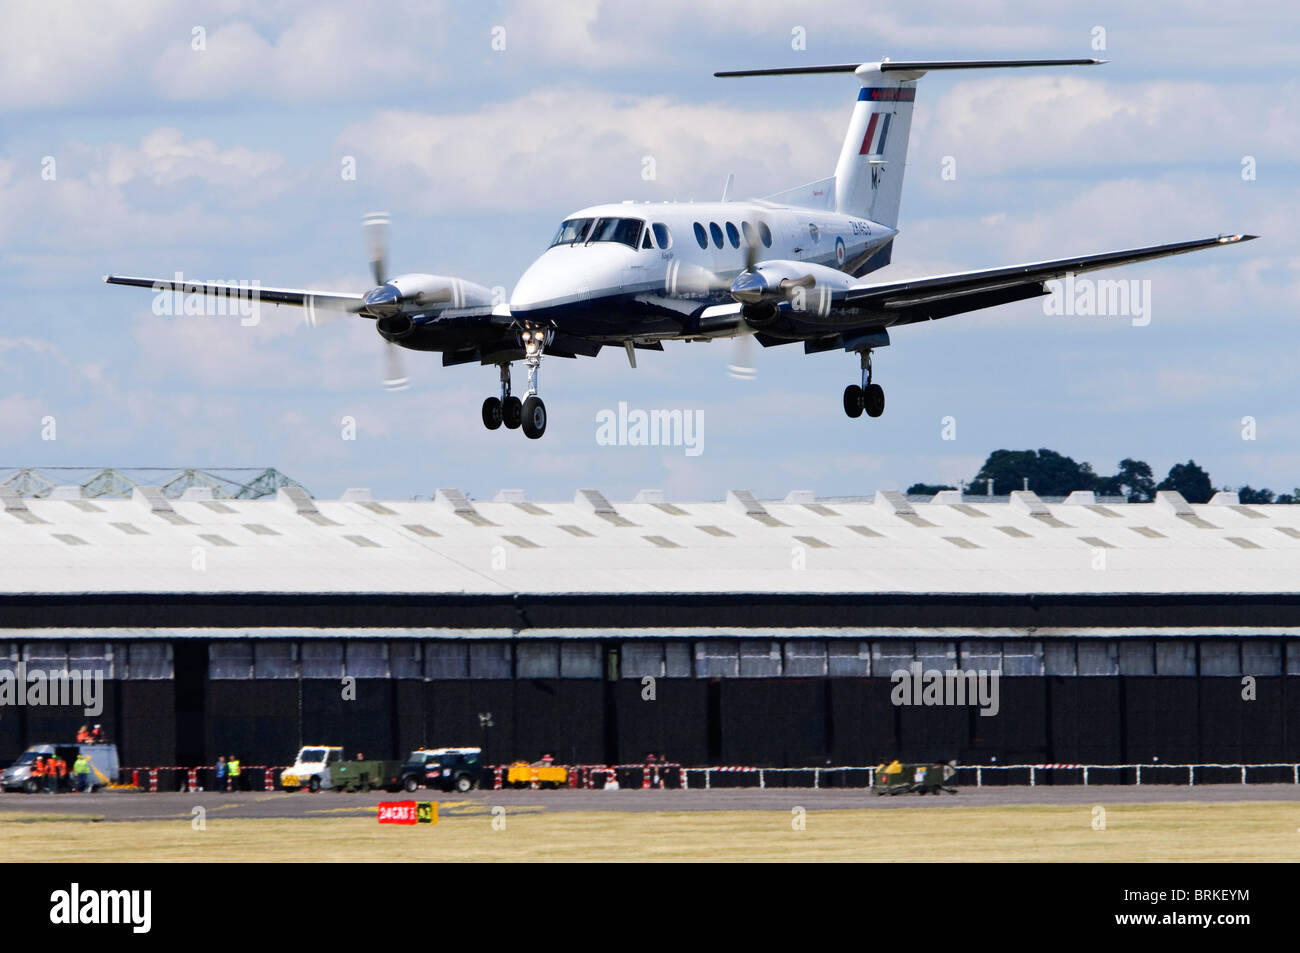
[{"xmin": 1, "ymin": 487, "xmax": 1297, "ymax": 596}]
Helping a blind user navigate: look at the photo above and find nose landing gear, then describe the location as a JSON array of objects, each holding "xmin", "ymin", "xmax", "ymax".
[
  {"xmin": 843, "ymin": 349, "xmax": 885, "ymax": 419},
  {"xmin": 481, "ymin": 328, "xmax": 551, "ymax": 438}
]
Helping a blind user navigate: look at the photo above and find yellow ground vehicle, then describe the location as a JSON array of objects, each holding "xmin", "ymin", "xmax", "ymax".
[{"xmin": 505, "ymin": 759, "xmax": 567, "ymax": 789}]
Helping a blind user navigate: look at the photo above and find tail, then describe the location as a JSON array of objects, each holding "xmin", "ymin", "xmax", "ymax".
[{"xmin": 719, "ymin": 58, "xmax": 1103, "ymax": 232}]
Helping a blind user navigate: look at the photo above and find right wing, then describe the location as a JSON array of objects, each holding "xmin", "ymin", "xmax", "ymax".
[{"xmin": 841, "ymin": 233, "xmax": 1256, "ymax": 326}]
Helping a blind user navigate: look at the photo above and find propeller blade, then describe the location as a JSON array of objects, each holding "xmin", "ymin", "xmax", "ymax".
[
  {"xmin": 383, "ymin": 340, "xmax": 410, "ymax": 392},
  {"xmin": 727, "ymin": 328, "xmax": 757, "ymax": 381},
  {"xmin": 364, "ymin": 211, "xmax": 390, "ymax": 287},
  {"xmin": 744, "ymin": 234, "xmax": 759, "ymax": 273}
]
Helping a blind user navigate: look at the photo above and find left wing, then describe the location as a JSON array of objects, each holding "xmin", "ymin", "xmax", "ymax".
[
  {"xmin": 841, "ymin": 233, "xmax": 1256, "ymax": 326},
  {"xmin": 104, "ymin": 275, "xmax": 365, "ymax": 320}
]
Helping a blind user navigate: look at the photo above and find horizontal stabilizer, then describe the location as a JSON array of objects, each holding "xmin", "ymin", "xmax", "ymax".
[{"xmin": 716, "ymin": 58, "xmax": 1102, "ymax": 78}]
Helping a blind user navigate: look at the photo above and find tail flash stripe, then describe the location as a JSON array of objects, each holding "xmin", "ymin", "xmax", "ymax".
[
  {"xmin": 857, "ymin": 87, "xmax": 917, "ymax": 102},
  {"xmin": 877, "ymin": 114, "xmax": 892, "ymax": 154},
  {"xmin": 859, "ymin": 113, "xmax": 880, "ymax": 155}
]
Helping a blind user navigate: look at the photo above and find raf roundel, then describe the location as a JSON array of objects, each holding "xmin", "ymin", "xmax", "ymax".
[{"xmin": 835, "ymin": 236, "xmax": 846, "ymax": 266}]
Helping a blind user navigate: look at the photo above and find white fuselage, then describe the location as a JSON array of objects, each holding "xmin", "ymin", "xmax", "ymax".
[{"xmin": 508, "ymin": 201, "xmax": 896, "ymax": 340}]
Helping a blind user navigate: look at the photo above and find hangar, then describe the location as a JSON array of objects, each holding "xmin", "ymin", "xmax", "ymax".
[{"xmin": 1, "ymin": 479, "xmax": 1297, "ymax": 772}]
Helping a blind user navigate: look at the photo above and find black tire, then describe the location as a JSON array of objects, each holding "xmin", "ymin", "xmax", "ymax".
[
  {"xmin": 455, "ymin": 774, "xmax": 476, "ymax": 793},
  {"xmin": 23, "ymin": 779, "xmax": 37, "ymax": 794},
  {"xmin": 308, "ymin": 776, "xmax": 321, "ymax": 793},
  {"xmin": 843, "ymin": 385, "xmax": 863, "ymax": 418},
  {"xmin": 481, "ymin": 396, "xmax": 503, "ymax": 430},
  {"xmin": 403, "ymin": 776, "xmax": 419, "ymax": 793},
  {"xmin": 502, "ymin": 396, "xmax": 522, "ymax": 429},
  {"xmin": 521, "ymin": 396, "xmax": 547, "ymax": 439},
  {"xmin": 864, "ymin": 383, "xmax": 885, "ymax": 418}
]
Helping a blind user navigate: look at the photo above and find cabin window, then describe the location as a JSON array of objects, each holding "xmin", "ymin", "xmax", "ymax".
[
  {"xmin": 709, "ymin": 222, "xmax": 724, "ymax": 248},
  {"xmin": 725, "ymin": 222, "xmax": 740, "ymax": 248},
  {"xmin": 693, "ymin": 222, "xmax": 708, "ymax": 248},
  {"xmin": 549, "ymin": 218, "xmax": 594, "ymax": 246},
  {"xmin": 652, "ymin": 223, "xmax": 672, "ymax": 249},
  {"xmin": 758, "ymin": 221, "xmax": 773, "ymax": 248},
  {"xmin": 741, "ymin": 221, "xmax": 756, "ymax": 247}
]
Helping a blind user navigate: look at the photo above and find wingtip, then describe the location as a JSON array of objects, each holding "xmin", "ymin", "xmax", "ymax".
[
  {"xmin": 1220, "ymin": 233, "xmax": 1259, "ymax": 244},
  {"xmin": 1091, "ymin": 58, "xmax": 1109, "ymax": 65}
]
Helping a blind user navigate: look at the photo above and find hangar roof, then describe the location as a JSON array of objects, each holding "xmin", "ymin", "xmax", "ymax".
[{"xmin": 1, "ymin": 484, "xmax": 1298, "ymax": 597}]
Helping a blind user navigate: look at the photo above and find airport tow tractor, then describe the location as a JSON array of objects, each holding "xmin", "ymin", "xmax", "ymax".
[{"xmin": 873, "ymin": 760, "xmax": 958, "ymax": 795}]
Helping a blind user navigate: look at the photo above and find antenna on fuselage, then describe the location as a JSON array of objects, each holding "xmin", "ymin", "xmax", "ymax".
[{"xmin": 720, "ymin": 173, "xmax": 735, "ymax": 203}]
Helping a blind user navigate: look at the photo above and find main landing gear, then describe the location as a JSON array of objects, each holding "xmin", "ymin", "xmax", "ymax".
[
  {"xmin": 843, "ymin": 349, "xmax": 885, "ymax": 419},
  {"xmin": 481, "ymin": 328, "xmax": 550, "ymax": 439}
]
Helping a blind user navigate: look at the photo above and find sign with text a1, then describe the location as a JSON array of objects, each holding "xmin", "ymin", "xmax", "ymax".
[{"xmin": 378, "ymin": 801, "xmax": 438, "ymax": 825}]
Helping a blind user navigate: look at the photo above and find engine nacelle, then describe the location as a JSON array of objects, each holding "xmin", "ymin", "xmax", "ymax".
[
  {"xmin": 731, "ymin": 260, "xmax": 855, "ymax": 327},
  {"xmin": 386, "ymin": 274, "xmax": 496, "ymax": 311}
]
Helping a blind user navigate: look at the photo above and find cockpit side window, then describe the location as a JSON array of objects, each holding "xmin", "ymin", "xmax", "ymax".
[
  {"xmin": 642, "ymin": 230, "xmax": 653, "ymax": 249},
  {"xmin": 652, "ymin": 223, "xmax": 672, "ymax": 249},
  {"xmin": 587, "ymin": 217, "xmax": 644, "ymax": 249},
  {"xmin": 550, "ymin": 218, "xmax": 594, "ymax": 247}
]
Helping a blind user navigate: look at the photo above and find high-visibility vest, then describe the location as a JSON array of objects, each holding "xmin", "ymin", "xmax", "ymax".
[
  {"xmin": 73, "ymin": 757, "xmax": 90, "ymax": 775},
  {"xmin": 55, "ymin": 759, "xmax": 67, "ymax": 777},
  {"xmin": 32, "ymin": 759, "xmax": 44, "ymax": 777},
  {"xmin": 228, "ymin": 759, "xmax": 241, "ymax": 777}
]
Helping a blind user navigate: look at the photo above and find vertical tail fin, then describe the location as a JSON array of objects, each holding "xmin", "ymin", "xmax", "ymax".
[{"xmin": 833, "ymin": 65, "xmax": 916, "ymax": 228}]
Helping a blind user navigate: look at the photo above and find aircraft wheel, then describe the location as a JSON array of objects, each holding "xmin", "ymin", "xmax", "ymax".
[
  {"xmin": 864, "ymin": 383, "xmax": 885, "ymax": 418},
  {"xmin": 502, "ymin": 396, "xmax": 522, "ymax": 429},
  {"xmin": 481, "ymin": 397, "xmax": 502, "ymax": 430},
  {"xmin": 521, "ymin": 396, "xmax": 547, "ymax": 439},
  {"xmin": 843, "ymin": 385, "xmax": 863, "ymax": 419}
]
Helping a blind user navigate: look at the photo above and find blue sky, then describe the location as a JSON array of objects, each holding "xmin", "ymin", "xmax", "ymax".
[{"xmin": 2, "ymin": 0, "xmax": 1296, "ymax": 501}]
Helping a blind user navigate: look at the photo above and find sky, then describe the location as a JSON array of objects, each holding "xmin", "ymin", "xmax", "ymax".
[{"xmin": 1, "ymin": 0, "xmax": 1297, "ymax": 502}]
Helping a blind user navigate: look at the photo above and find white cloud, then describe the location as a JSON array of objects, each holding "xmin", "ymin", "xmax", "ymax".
[{"xmin": 337, "ymin": 89, "xmax": 843, "ymax": 213}]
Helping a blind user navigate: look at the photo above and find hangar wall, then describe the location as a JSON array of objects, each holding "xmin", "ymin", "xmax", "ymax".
[{"xmin": 3, "ymin": 636, "xmax": 1298, "ymax": 770}]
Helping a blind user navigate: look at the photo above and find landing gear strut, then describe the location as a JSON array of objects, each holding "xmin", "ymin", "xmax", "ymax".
[
  {"xmin": 481, "ymin": 329, "xmax": 550, "ymax": 438},
  {"xmin": 843, "ymin": 349, "xmax": 885, "ymax": 419},
  {"xmin": 520, "ymin": 328, "xmax": 549, "ymax": 440}
]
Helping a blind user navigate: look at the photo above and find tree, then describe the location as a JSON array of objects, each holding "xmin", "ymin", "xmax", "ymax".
[
  {"xmin": 1238, "ymin": 486, "xmax": 1276, "ymax": 504},
  {"xmin": 1156, "ymin": 460, "xmax": 1214, "ymax": 503},
  {"xmin": 1095, "ymin": 458, "xmax": 1156, "ymax": 502},
  {"xmin": 969, "ymin": 449, "xmax": 1098, "ymax": 497},
  {"xmin": 906, "ymin": 483, "xmax": 956, "ymax": 496},
  {"xmin": 1277, "ymin": 490, "xmax": 1300, "ymax": 504}
]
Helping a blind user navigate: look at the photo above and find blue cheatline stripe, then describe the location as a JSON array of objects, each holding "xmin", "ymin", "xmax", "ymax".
[
  {"xmin": 877, "ymin": 114, "xmax": 892, "ymax": 153},
  {"xmin": 857, "ymin": 87, "xmax": 917, "ymax": 102}
]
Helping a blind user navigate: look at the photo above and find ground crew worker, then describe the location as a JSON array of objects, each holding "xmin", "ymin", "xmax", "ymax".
[
  {"xmin": 72, "ymin": 754, "xmax": 91, "ymax": 793},
  {"xmin": 215, "ymin": 755, "xmax": 227, "ymax": 792},
  {"xmin": 53, "ymin": 755, "xmax": 68, "ymax": 793},
  {"xmin": 228, "ymin": 755, "xmax": 241, "ymax": 792},
  {"xmin": 90, "ymin": 724, "xmax": 103, "ymax": 744},
  {"xmin": 76, "ymin": 725, "xmax": 91, "ymax": 743},
  {"xmin": 31, "ymin": 755, "xmax": 46, "ymax": 794}
]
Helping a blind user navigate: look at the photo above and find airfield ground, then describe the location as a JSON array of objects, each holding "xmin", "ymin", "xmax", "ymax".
[{"xmin": 0, "ymin": 787, "xmax": 1296, "ymax": 861}]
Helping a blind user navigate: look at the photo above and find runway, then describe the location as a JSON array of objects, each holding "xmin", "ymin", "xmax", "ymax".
[{"xmin": 2, "ymin": 784, "xmax": 1296, "ymax": 822}]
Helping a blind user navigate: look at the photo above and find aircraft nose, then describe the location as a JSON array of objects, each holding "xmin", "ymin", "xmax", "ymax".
[
  {"xmin": 362, "ymin": 283, "xmax": 401, "ymax": 316},
  {"xmin": 729, "ymin": 270, "xmax": 767, "ymax": 304}
]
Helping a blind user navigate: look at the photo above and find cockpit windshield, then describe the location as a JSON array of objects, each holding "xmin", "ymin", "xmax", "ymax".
[
  {"xmin": 550, "ymin": 218, "xmax": 594, "ymax": 246},
  {"xmin": 588, "ymin": 217, "xmax": 643, "ymax": 248},
  {"xmin": 549, "ymin": 217, "xmax": 644, "ymax": 249}
]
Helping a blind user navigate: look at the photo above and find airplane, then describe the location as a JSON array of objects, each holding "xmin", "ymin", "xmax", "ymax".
[{"xmin": 106, "ymin": 57, "xmax": 1255, "ymax": 440}]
